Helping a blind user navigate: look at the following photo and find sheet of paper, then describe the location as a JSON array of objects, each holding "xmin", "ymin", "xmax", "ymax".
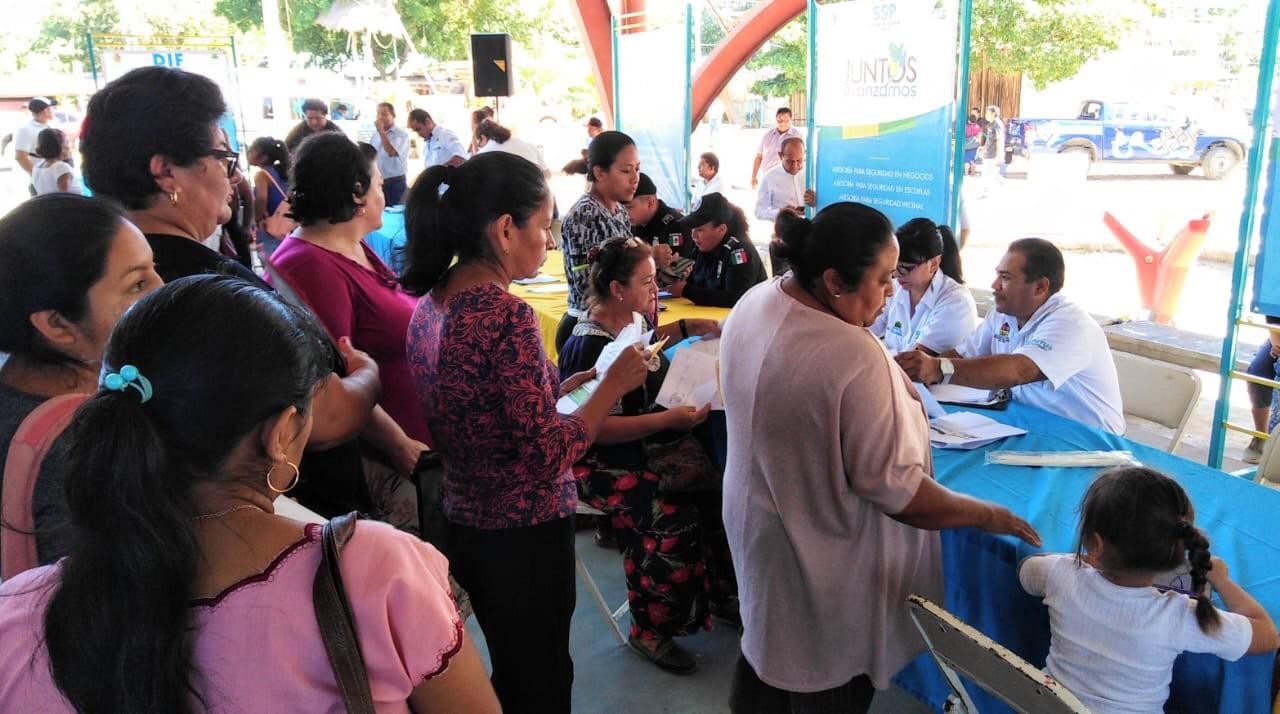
[
  {"xmin": 527, "ymin": 283, "xmax": 569, "ymax": 294},
  {"xmin": 655, "ymin": 348, "xmax": 722, "ymax": 410},
  {"xmin": 928, "ymin": 383, "xmax": 1002, "ymax": 406},
  {"xmin": 513, "ymin": 274, "xmax": 560, "ymax": 285},
  {"xmin": 914, "ymin": 382, "xmax": 947, "ymax": 419},
  {"xmin": 556, "ymin": 314, "xmax": 650, "ymax": 414},
  {"xmin": 928, "ymin": 411, "xmax": 1026, "ymax": 450}
]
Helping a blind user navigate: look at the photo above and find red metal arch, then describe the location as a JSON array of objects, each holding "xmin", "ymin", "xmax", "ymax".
[{"xmin": 570, "ymin": 0, "xmax": 805, "ymax": 129}]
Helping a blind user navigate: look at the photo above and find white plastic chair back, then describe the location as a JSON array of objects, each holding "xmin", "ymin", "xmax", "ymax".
[
  {"xmin": 907, "ymin": 594, "xmax": 1090, "ymax": 714},
  {"xmin": 1113, "ymin": 351, "xmax": 1201, "ymax": 452},
  {"xmin": 1255, "ymin": 423, "xmax": 1280, "ymax": 489}
]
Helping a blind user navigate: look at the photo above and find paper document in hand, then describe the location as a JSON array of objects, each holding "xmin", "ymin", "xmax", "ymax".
[
  {"xmin": 913, "ymin": 382, "xmax": 947, "ymax": 418},
  {"xmin": 928, "ymin": 383, "xmax": 1003, "ymax": 406},
  {"xmin": 656, "ymin": 348, "xmax": 722, "ymax": 410},
  {"xmin": 556, "ymin": 314, "xmax": 651, "ymax": 415},
  {"xmin": 928, "ymin": 411, "xmax": 1026, "ymax": 450}
]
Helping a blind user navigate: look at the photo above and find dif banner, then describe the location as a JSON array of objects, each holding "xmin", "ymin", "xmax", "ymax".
[
  {"xmin": 1252, "ymin": 83, "xmax": 1280, "ymax": 317},
  {"xmin": 617, "ymin": 22, "xmax": 690, "ymax": 210},
  {"xmin": 811, "ymin": 0, "xmax": 959, "ymax": 228}
]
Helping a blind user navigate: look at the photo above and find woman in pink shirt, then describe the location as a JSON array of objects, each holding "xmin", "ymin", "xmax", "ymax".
[
  {"xmin": 719, "ymin": 203, "xmax": 1042, "ymax": 713},
  {"xmin": 270, "ymin": 134, "xmax": 428, "ymax": 530},
  {"xmin": 0, "ymin": 275, "xmax": 497, "ymax": 712}
]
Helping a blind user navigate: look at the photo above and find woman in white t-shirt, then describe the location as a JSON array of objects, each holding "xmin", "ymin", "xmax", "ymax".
[
  {"xmin": 1019, "ymin": 466, "xmax": 1278, "ymax": 714},
  {"xmin": 872, "ymin": 217, "xmax": 976, "ymax": 355},
  {"xmin": 30, "ymin": 128, "xmax": 78, "ymax": 195},
  {"xmin": 472, "ymin": 119, "xmax": 549, "ymax": 176}
]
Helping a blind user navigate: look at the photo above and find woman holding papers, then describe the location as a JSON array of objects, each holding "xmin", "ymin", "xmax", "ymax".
[
  {"xmin": 559, "ymin": 236, "xmax": 732, "ymax": 675},
  {"xmin": 719, "ymin": 203, "xmax": 1041, "ymax": 714},
  {"xmin": 403, "ymin": 153, "xmax": 650, "ymax": 713},
  {"xmin": 871, "ymin": 217, "xmax": 977, "ymax": 355}
]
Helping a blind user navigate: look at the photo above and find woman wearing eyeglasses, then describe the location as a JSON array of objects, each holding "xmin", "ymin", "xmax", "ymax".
[
  {"xmin": 81, "ymin": 66, "xmax": 392, "ymax": 523},
  {"xmin": 81, "ymin": 66, "xmax": 257, "ymax": 287},
  {"xmin": 870, "ymin": 217, "xmax": 976, "ymax": 356}
]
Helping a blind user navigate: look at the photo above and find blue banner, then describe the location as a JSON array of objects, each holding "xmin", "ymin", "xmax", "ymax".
[
  {"xmin": 616, "ymin": 20, "xmax": 690, "ymax": 210},
  {"xmin": 1252, "ymin": 89, "xmax": 1280, "ymax": 316},
  {"xmin": 810, "ymin": 1, "xmax": 959, "ymax": 229}
]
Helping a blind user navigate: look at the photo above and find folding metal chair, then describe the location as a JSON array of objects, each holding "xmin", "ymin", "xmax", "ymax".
[
  {"xmin": 907, "ymin": 594, "xmax": 1089, "ymax": 714},
  {"xmin": 575, "ymin": 502, "xmax": 629, "ymax": 645}
]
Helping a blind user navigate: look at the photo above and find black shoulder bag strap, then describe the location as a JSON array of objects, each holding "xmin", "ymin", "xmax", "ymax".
[{"xmin": 314, "ymin": 511, "xmax": 376, "ymax": 714}]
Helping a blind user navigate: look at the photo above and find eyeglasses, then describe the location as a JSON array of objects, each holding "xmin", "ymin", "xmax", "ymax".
[
  {"xmin": 206, "ymin": 149, "xmax": 241, "ymax": 179},
  {"xmin": 895, "ymin": 262, "xmax": 921, "ymax": 277}
]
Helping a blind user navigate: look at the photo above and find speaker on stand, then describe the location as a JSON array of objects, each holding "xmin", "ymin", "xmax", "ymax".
[{"xmin": 471, "ymin": 33, "xmax": 513, "ymax": 119}]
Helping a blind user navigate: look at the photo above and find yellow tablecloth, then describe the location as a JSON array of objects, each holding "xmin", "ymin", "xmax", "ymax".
[{"xmin": 510, "ymin": 256, "xmax": 731, "ymax": 362}]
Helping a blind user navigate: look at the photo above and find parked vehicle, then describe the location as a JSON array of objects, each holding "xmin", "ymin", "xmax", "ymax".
[{"xmin": 1006, "ymin": 100, "xmax": 1248, "ymax": 179}]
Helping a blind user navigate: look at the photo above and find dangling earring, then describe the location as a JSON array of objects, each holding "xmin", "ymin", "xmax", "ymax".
[
  {"xmin": 266, "ymin": 461, "xmax": 300, "ymax": 494},
  {"xmin": 168, "ymin": 190, "xmax": 179, "ymax": 207},
  {"xmin": 833, "ymin": 292, "xmax": 841, "ymax": 299}
]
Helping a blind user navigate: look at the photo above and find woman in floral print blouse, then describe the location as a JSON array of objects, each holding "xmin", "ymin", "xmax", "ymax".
[{"xmin": 402, "ymin": 151, "xmax": 649, "ymax": 714}]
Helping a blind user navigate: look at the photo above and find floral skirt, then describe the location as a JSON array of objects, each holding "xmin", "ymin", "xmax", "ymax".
[{"xmin": 574, "ymin": 459, "xmax": 736, "ymax": 641}]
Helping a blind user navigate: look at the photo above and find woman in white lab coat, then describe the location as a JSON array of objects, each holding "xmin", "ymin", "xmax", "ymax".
[{"xmin": 872, "ymin": 218, "xmax": 977, "ymax": 355}]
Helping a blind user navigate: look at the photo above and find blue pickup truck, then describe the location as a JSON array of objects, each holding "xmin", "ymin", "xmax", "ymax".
[{"xmin": 1006, "ymin": 100, "xmax": 1248, "ymax": 179}]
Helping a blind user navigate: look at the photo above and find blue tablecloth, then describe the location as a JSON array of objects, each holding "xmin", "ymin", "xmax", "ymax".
[
  {"xmin": 366, "ymin": 207, "xmax": 406, "ymax": 274},
  {"xmin": 894, "ymin": 402, "xmax": 1280, "ymax": 713}
]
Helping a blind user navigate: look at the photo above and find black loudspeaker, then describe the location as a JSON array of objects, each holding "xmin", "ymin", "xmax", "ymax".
[{"xmin": 471, "ymin": 33, "xmax": 513, "ymax": 97}]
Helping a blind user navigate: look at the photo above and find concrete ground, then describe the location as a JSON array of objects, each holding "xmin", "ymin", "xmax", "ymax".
[
  {"xmin": 459, "ymin": 386, "xmax": 1254, "ymax": 714},
  {"xmin": 465, "ymin": 528, "xmax": 933, "ymax": 714}
]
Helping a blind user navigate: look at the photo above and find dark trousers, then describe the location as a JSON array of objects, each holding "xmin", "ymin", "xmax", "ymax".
[
  {"xmin": 1247, "ymin": 339, "xmax": 1278, "ymax": 409},
  {"xmin": 383, "ymin": 174, "xmax": 408, "ymax": 207},
  {"xmin": 449, "ymin": 516, "xmax": 576, "ymax": 714},
  {"xmin": 730, "ymin": 653, "xmax": 875, "ymax": 714}
]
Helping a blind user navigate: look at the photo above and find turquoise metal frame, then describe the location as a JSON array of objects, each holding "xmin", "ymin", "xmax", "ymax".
[
  {"xmin": 1208, "ymin": 0, "xmax": 1280, "ymax": 468},
  {"xmin": 949, "ymin": 0, "xmax": 974, "ymax": 229},
  {"xmin": 804, "ymin": 0, "xmax": 817, "ymax": 219}
]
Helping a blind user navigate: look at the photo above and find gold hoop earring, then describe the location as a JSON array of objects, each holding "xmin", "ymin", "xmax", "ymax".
[
  {"xmin": 168, "ymin": 191, "xmax": 179, "ymax": 207},
  {"xmin": 266, "ymin": 461, "xmax": 300, "ymax": 494}
]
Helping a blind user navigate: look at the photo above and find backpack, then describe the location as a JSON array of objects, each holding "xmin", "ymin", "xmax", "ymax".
[{"xmin": 1, "ymin": 393, "xmax": 87, "ymax": 579}]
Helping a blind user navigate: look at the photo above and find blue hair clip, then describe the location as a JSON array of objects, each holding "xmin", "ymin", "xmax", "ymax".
[{"xmin": 101, "ymin": 364, "xmax": 154, "ymax": 403}]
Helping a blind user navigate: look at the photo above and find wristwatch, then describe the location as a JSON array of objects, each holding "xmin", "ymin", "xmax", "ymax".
[{"xmin": 938, "ymin": 358, "xmax": 955, "ymax": 385}]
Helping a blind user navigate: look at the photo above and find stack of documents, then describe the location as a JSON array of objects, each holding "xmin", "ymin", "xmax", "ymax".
[
  {"xmin": 928, "ymin": 383, "xmax": 1007, "ymax": 407},
  {"xmin": 928, "ymin": 411, "xmax": 1027, "ymax": 450},
  {"xmin": 656, "ymin": 340, "xmax": 722, "ymax": 410}
]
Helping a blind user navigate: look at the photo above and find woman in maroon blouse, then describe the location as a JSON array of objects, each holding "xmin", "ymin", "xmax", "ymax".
[{"xmin": 403, "ymin": 151, "xmax": 649, "ymax": 713}]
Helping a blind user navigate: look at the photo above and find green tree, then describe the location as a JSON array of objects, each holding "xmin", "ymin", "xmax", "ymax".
[
  {"xmin": 746, "ymin": 14, "xmax": 806, "ymax": 99},
  {"xmin": 971, "ymin": 0, "xmax": 1150, "ymax": 90},
  {"xmin": 33, "ymin": 0, "xmax": 120, "ymax": 72},
  {"xmin": 214, "ymin": 0, "xmax": 547, "ymax": 71}
]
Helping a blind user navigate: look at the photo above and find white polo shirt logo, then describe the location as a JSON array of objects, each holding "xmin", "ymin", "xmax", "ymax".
[{"xmin": 995, "ymin": 321, "xmax": 1012, "ymax": 343}]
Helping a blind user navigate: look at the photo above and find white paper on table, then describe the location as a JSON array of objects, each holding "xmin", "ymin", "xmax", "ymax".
[
  {"xmin": 928, "ymin": 383, "xmax": 1004, "ymax": 406},
  {"xmin": 556, "ymin": 315, "xmax": 651, "ymax": 414},
  {"xmin": 513, "ymin": 274, "xmax": 560, "ymax": 285},
  {"xmin": 983, "ymin": 450, "xmax": 1139, "ymax": 468},
  {"xmin": 913, "ymin": 382, "xmax": 947, "ymax": 419},
  {"xmin": 527, "ymin": 283, "xmax": 569, "ymax": 294},
  {"xmin": 928, "ymin": 411, "xmax": 1026, "ymax": 450},
  {"xmin": 655, "ymin": 348, "xmax": 722, "ymax": 410}
]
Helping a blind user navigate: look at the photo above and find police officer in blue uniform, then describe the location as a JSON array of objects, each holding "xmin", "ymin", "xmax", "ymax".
[
  {"xmin": 667, "ymin": 192, "xmax": 766, "ymax": 308},
  {"xmin": 626, "ymin": 173, "xmax": 696, "ymax": 287}
]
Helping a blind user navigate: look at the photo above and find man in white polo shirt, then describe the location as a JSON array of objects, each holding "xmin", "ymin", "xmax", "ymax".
[
  {"xmin": 407, "ymin": 108, "xmax": 467, "ymax": 169},
  {"xmin": 896, "ymin": 238, "xmax": 1125, "ymax": 434}
]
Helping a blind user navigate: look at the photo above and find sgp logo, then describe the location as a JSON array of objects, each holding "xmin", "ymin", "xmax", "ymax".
[{"xmin": 873, "ymin": 3, "xmax": 897, "ymax": 21}]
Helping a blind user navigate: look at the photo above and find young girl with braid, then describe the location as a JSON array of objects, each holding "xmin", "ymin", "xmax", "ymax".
[{"xmin": 1019, "ymin": 467, "xmax": 1278, "ymax": 713}]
